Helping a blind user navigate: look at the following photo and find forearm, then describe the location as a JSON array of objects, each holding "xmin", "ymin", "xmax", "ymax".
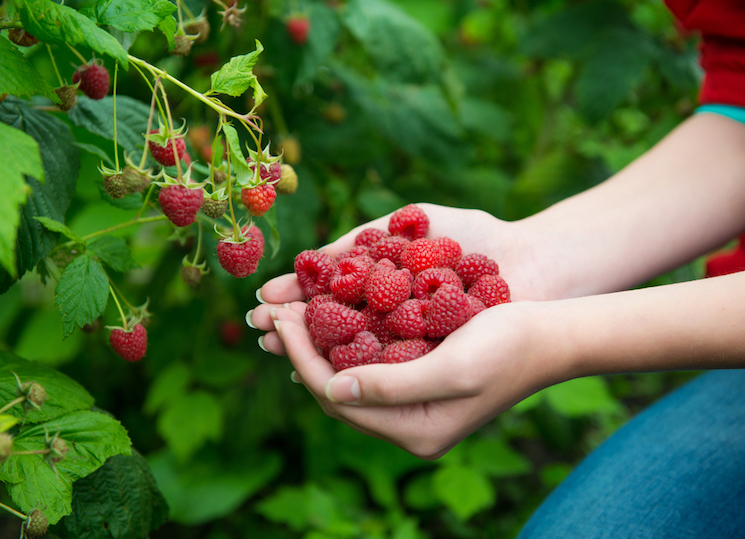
[
  {"xmin": 515, "ymin": 112, "xmax": 745, "ymax": 300},
  {"xmin": 535, "ymin": 272, "xmax": 745, "ymax": 382}
]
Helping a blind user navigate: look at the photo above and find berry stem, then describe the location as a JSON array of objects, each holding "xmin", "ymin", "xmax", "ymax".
[
  {"xmin": 157, "ymin": 77, "xmax": 184, "ymax": 180},
  {"xmin": 113, "ymin": 64, "xmax": 120, "ymax": 171},
  {"xmin": 0, "ymin": 396, "xmax": 26, "ymax": 415},
  {"xmin": 67, "ymin": 44, "xmax": 89, "ymax": 65},
  {"xmin": 223, "ymin": 128, "xmax": 241, "ymax": 241},
  {"xmin": 46, "ymin": 45, "xmax": 64, "ymax": 87},
  {"xmin": 110, "ymin": 281, "xmax": 137, "ymax": 313},
  {"xmin": 140, "ymin": 76, "xmax": 163, "ymax": 171},
  {"xmin": 193, "ymin": 221, "xmax": 204, "ymax": 264},
  {"xmin": 135, "ymin": 182, "xmax": 157, "ymax": 219},
  {"xmin": 11, "ymin": 449, "xmax": 51, "ymax": 456},
  {"xmin": 109, "ymin": 285, "xmax": 129, "ymax": 331},
  {"xmin": 0, "ymin": 502, "xmax": 27, "ymax": 521}
]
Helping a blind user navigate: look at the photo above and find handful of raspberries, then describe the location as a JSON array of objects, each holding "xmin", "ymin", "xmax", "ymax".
[{"xmin": 294, "ymin": 205, "xmax": 511, "ymax": 371}]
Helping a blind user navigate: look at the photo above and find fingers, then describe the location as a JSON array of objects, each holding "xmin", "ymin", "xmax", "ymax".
[{"xmin": 257, "ymin": 274, "xmax": 307, "ymax": 304}]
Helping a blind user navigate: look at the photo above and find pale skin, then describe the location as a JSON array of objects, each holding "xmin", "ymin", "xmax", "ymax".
[{"xmin": 249, "ymin": 112, "xmax": 745, "ymax": 460}]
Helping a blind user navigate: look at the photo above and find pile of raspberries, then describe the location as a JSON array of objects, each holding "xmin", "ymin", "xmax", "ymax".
[{"xmin": 294, "ymin": 205, "xmax": 511, "ymax": 371}]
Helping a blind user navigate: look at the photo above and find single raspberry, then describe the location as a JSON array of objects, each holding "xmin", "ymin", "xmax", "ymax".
[
  {"xmin": 385, "ymin": 299, "xmax": 429, "ymax": 339},
  {"xmin": 217, "ymin": 236, "xmax": 263, "ymax": 277},
  {"xmin": 184, "ymin": 16, "xmax": 211, "ymax": 43},
  {"xmin": 50, "ymin": 437, "xmax": 69, "ymax": 463},
  {"xmin": 426, "ymin": 283, "xmax": 471, "ymax": 338},
  {"xmin": 365, "ymin": 266, "xmax": 413, "ymax": 312},
  {"xmin": 104, "ymin": 174, "xmax": 126, "ymax": 199},
  {"xmin": 220, "ymin": 320, "xmax": 244, "ymax": 347},
  {"xmin": 295, "ymin": 250, "xmax": 335, "ymax": 298},
  {"xmin": 122, "ymin": 166, "xmax": 151, "ymax": 193},
  {"xmin": 72, "ymin": 62, "xmax": 110, "ymax": 100},
  {"xmin": 400, "ymin": 238, "xmax": 442, "ymax": 275},
  {"xmin": 277, "ymin": 164, "xmax": 298, "ymax": 194},
  {"xmin": 329, "ymin": 331, "xmax": 382, "ymax": 370},
  {"xmin": 412, "ymin": 267, "xmax": 462, "ymax": 300},
  {"xmin": 181, "ymin": 265, "xmax": 203, "ymax": 287},
  {"xmin": 22, "ymin": 381, "xmax": 48, "ymax": 408},
  {"xmin": 375, "ymin": 258, "xmax": 397, "ymax": 271},
  {"xmin": 310, "ymin": 303, "xmax": 366, "ymax": 350},
  {"xmin": 241, "ymin": 184, "xmax": 277, "ymax": 217},
  {"xmin": 432, "ymin": 237, "xmax": 462, "ymax": 268},
  {"xmin": 355, "ymin": 228, "xmax": 390, "ymax": 248},
  {"xmin": 286, "ymin": 15, "xmax": 311, "ymax": 44},
  {"xmin": 468, "ymin": 274, "xmax": 511, "ymax": 307},
  {"xmin": 330, "ymin": 256, "xmax": 374, "ymax": 304},
  {"xmin": 242, "ymin": 224, "xmax": 265, "ymax": 252},
  {"xmin": 202, "ymin": 196, "xmax": 228, "ymax": 219},
  {"xmin": 380, "ymin": 338, "xmax": 435, "ymax": 364},
  {"xmin": 110, "ymin": 323, "xmax": 147, "ymax": 362},
  {"xmin": 25, "ymin": 509, "xmax": 48, "ymax": 538},
  {"xmin": 172, "ymin": 34, "xmax": 194, "ymax": 56},
  {"xmin": 466, "ymin": 295, "xmax": 487, "ymax": 317},
  {"xmin": 159, "ymin": 184, "xmax": 204, "ymax": 226},
  {"xmin": 54, "ymin": 84, "xmax": 77, "ymax": 111},
  {"xmin": 369, "ymin": 235, "xmax": 410, "ymax": 267},
  {"xmin": 455, "ymin": 253, "xmax": 500, "ymax": 289},
  {"xmin": 335, "ymin": 246, "xmax": 370, "ymax": 262},
  {"xmin": 8, "ymin": 28, "xmax": 39, "ymax": 47},
  {"xmin": 304, "ymin": 293, "xmax": 342, "ymax": 326},
  {"xmin": 361, "ymin": 305, "xmax": 399, "ymax": 345},
  {"xmin": 388, "ymin": 204, "xmax": 429, "ymax": 240},
  {"xmin": 148, "ymin": 130, "xmax": 186, "ymax": 167}
]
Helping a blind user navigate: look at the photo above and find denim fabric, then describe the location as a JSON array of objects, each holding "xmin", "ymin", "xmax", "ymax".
[
  {"xmin": 517, "ymin": 370, "xmax": 745, "ymax": 539},
  {"xmin": 696, "ymin": 104, "xmax": 745, "ymax": 124}
]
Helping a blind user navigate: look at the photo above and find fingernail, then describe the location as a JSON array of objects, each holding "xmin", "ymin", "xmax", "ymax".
[
  {"xmin": 256, "ymin": 288, "xmax": 265, "ymax": 304},
  {"xmin": 325, "ymin": 375, "xmax": 360, "ymax": 404},
  {"xmin": 258, "ymin": 335, "xmax": 268, "ymax": 352},
  {"xmin": 290, "ymin": 370, "xmax": 301, "ymax": 384},
  {"xmin": 245, "ymin": 309, "xmax": 257, "ymax": 329},
  {"xmin": 269, "ymin": 307, "xmax": 277, "ymax": 321},
  {"xmin": 273, "ymin": 320, "xmax": 282, "ymax": 338}
]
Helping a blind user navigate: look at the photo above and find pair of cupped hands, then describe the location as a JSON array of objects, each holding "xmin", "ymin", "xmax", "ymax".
[{"xmin": 250, "ymin": 203, "xmax": 561, "ymax": 459}]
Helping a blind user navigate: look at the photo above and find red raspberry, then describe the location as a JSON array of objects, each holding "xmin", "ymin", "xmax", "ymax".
[
  {"xmin": 242, "ymin": 224, "xmax": 265, "ymax": 253},
  {"xmin": 72, "ymin": 62, "xmax": 110, "ymax": 100},
  {"xmin": 335, "ymin": 246, "xmax": 369, "ymax": 262},
  {"xmin": 468, "ymin": 274, "xmax": 511, "ymax": 307},
  {"xmin": 241, "ymin": 184, "xmax": 277, "ymax": 217},
  {"xmin": 216, "ymin": 236, "xmax": 263, "ymax": 277},
  {"xmin": 380, "ymin": 338, "xmax": 435, "ymax": 364},
  {"xmin": 388, "ymin": 204, "xmax": 429, "ymax": 240},
  {"xmin": 329, "ymin": 331, "xmax": 382, "ymax": 370},
  {"xmin": 286, "ymin": 15, "xmax": 311, "ymax": 45},
  {"xmin": 110, "ymin": 323, "xmax": 147, "ymax": 362},
  {"xmin": 466, "ymin": 295, "xmax": 487, "ymax": 317},
  {"xmin": 369, "ymin": 236, "xmax": 410, "ymax": 267},
  {"xmin": 426, "ymin": 283, "xmax": 471, "ymax": 338},
  {"xmin": 432, "ymin": 237, "xmax": 462, "ymax": 268},
  {"xmin": 456, "ymin": 253, "xmax": 500, "ymax": 289},
  {"xmin": 158, "ymin": 184, "xmax": 204, "ymax": 226},
  {"xmin": 355, "ymin": 228, "xmax": 390, "ymax": 248},
  {"xmin": 400, "ymin": 238, "xmax": 442, "ymax": 275},
  {"xmin": 148, "ymin": 130, "xmax": 186, "ymax": 166},
  {"xmin": 385, "ymin": 299, "xmax": 429, "ymax": 339},
  {"xmin": 361, "ymin": 305, "xmax": 399, "ymax": 345},
  {"xmin": 330, "ymin": 256, "xmax": 374, "ymax": 304},
  {"xmin": 304, "ymin": 293, "xmax": 344, "ymax": 326},
  {"xmin": 248, "ymin": 159, "xmax": 282, "ymax": 182},
  {"xmin": 295, "ymin": 250, "xmax": 335, "ymax": 298},
  {"xmin": 366, "ymin": 266, "xmax": 413, "ymax": 312},
  {"xmin": 220, "ymin": 320, "xmax": 244, "ymax": 347},
  {"xmin": 310, "ymin": 303, "xmax": 366, "ymax": 350},
  {"xmin": 412, "ymin": 267, "xmax": 462, "ymax": 300}
]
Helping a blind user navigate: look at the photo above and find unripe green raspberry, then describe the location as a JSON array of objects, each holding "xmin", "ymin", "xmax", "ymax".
[
  {"xmin": 181, "ymin": 266, "xmax": 202, "ymax": 288},
  {"xmin": 25, "ymin": 509, "xmax": 48, "ymax": 538},
  {"xmin": 104, "ymin": 174, "xmax": 127, "ymax": 199},
  {"xmin": 202, "ymin": 197, "xmax": 228, "ymax": 219},
  {"xmin": 122, "ymin": 165, "xmax": 151, "ymax": 194},
  {"xmin": 54, "ymin": 84, "xmax": 77, "ymax": 111},
  {"xmin": 276, "ymin": 164, "xmax": 298, "ymax": 194},
  {"xmin": 50, "ymin": 437, "xmax": 69, "ymax": 463},
  {"xmin": 23, "ymin": 382, "xmax": 47, "ymax": 408},
  {"xmin": 172, "ymin": 35, "xmax": 193, "ymax": 57}
]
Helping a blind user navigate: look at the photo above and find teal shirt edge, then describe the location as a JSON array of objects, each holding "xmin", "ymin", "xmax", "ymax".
[{"xmin": 696, "ymin": 104, "xmax": 745, "ymax": 124}]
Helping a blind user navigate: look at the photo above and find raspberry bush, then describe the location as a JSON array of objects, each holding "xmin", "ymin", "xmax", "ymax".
[{"xmin": 0, "ymin": 0, "xmax": 706, "ymax": 537}]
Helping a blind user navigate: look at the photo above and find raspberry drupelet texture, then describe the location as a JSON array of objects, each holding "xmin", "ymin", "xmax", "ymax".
[
  {"xmin": 456, "ymin": 253, "xmax": 500, "ymax": 288},
  {"xmin": 148, "ymin": 130, "xmax": 186, "ymax": 166},
  {"xmin": 304, "ymin": 294, "xmax": 342, "ymax": 326},
  {"xmin": 400, "ymin": 238, "xmax": 442, "ymax": 275},
  {"xmin": 361, "ymin": 305, "xmax": 399, "ymax": 345},
  {"xmin": 426, "ymin": 283, "xmax": 472, "ymax": 338},
  {"xmin": 73, "ymin": 63, "xmax": 110, "ymax": 100},
  {"xmin": 241, "ymin": 184, "xmax": 277, "ymax": 217},
  {"xmin": 380, "ymin": 338, "xmax": 436, "ymax": 364},
  {"xmin": 468, "ymin": 274, "xmax": 511, "ymax": 307},
  {"xmin": 432, "ymin": 236, "xmax": 463, "ymax": 268},
  {"xmin": 295, "ymin": 250, "xmax": 335, "ymax": 298},
  {"xmin": 369, "ymin": 235, "xmax": 410, "ymax": 267},
  {"xmin": 329, "ymin": 331, "xmax": 382, "ymax": 370},
  {"xmin": 330, "ymin": 256, "xmax": 375, "ymax": 304},
  {"xmin": 217, "ymin": 236, "xmax": 263, "ymax": 277},
  {"xmin": 158, "ymin": 184, "xmax": 204, "ymax": 226},
  {"xmin": 385, "ymin": 299, "xmax": 429, "ymax": 339},
  {"xmin": 310, "ymin": 302, "xmax": 367, "ymax": 350},
  {"xmin": 110, "ymin": 323, "xmax": 148, "ymax": 362},
  {"xmin": 355, "ymin": 227, "xmax": 390, "ymax": 248},
  {"xmin": 388, "ymin": 204, "xmax": 429, "ymax": 240},
  {"xmin": 412, "ymin": 267, "xmax": 462, "ymax": 300},
  {"xmin": 366, "ymin": 266, "xmax": 413, "ymax": 312}
]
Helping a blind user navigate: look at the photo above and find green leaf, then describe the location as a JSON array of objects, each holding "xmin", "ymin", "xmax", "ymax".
[
  {"xmin": 0, "ymin": 122, "xmax": 41, "ymax": 279},
  {"xmin": 87, "ymin": 235, "xmax": 139, "ymax": 272},
  {"xmin": 343, "ymin": 0, "xmax": 445, "ymax": 83},
  {"xmin": 432, "ymin": 465, "xmax": 495, "ymax": 521},
  {"xmin": 67, "ymin": 95, "xmax": 150, "ymax": 156},
  {"xmin": 0, "ymin": 36, "xmax": 57, "ymax": 101},
  {"xmin": 156, "ymin": 390, "xmax": 223, "ymax": 462},
  {"xmin": 54, "ymin": 255, "xmax": 110, "ymax": 338},
  {"xmin": 0, "ymin": 414, "xmax": 19, "ymax": 432},
  {"xmin": 2, "ymin": 410, "xmax": 132, "ymax": 524},
  {"xmin": 255, "ymin": 484, "xmax": 339, "ymax": 533},
  {"xmin": 465, "ymin": 438, "xmax": 531, "ymax": 478},
  {"xmin": 544, "ymin": 376, "xmax": 622, "ymax": 417},
  {"xmin": 15, "ymin": 0, "xmax": 129, "ymax": 66},
  {"xmin": 62, "ymin": 451, "xmax": 168, "ymax": 539},
  {"xmin": 149, "ymin": 448, "xmax": 281, "ymax": 525},
  {"xmin": 459, "ymin": 97, "xmax": 511, "ymax": 142},
  {"xmin": 210, "ymin": 40, "xmax": 266, "ymax": 104},
  {"xmin": 143, "ymin": 362, "xmax": 191, "ymax": 415},
  {"xmin": 157, "ymin": 15, "xmax": 177, "ymax": 50},
  {"xmin": 13, "ymin": 309, "xmax": 84, "ymax": 367},
  {"xmin": 0, "ymin": 351, "xmax": 94, "ymax": 425},
  {"xmin": 574, "ymin": 27, "xmax": 653, "ymax": 122},
  {"xmin": 262, "ymin": 207, "xmax": 280, "ymax": 259},
  {"xmin": 0, "ymin": 98, "xmax": 80, "ymax": 293},
  {"xmin": 81, "ymin": 0, "xmax": 177, "ymax": 33},
  {"xmin": 296, "ymin": 3, "xmax": 341, "ymax": 85},
  {"xmin": 356, "ymin": 186, "xmax": 407, "ymax": 220},
  {"xmin": 221, "ymin": 123, "xmax": 254, "ymax": 187},
  {"xmin": 33, "ymin": 216, "xmax": 84, "ymax": 244}
]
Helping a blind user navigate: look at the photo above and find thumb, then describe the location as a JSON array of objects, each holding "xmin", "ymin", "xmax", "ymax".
[{"xmin": 324, "ymin": 345, "xmax": 480, "ymax": 406}]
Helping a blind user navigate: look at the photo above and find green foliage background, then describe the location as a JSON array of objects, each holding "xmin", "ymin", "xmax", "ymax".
[{"xmin": 0, "ymin": 0, "xmax": 706, "ymax": 537}]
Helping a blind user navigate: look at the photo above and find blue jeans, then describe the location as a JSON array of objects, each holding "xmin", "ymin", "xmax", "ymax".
[{"xmin": 517, "ymin": 370, "xmax": 745, "ymax": 539}]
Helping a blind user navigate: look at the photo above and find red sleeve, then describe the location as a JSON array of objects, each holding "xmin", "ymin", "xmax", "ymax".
[{"xmin": 664, "ymin": 0, "xmax": 745, "ymax": 107}]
